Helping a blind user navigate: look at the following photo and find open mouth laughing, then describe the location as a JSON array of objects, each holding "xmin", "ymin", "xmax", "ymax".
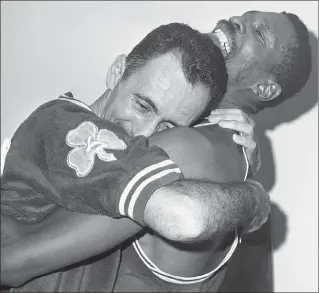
[{"xmin": 212, "ymin": 20, "xmax": 237, "ymax": 60}]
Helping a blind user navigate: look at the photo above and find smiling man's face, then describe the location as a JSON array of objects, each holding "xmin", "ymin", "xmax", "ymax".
[
  {"xmin": 210, "ymin": 11, "xmax": 297, "ymax": 88},
  {"xmin": 103, "ymin": 52, "xmax": 210, "ymax": 138}
]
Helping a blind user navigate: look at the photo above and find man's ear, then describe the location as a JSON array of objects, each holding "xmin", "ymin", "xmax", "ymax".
[
  {"xmin": 250, "ymin": 79, "xmax": 282, "ymax": 102},
  {"xmin": 106, "ymin": 54, "xmax": 127, "ymax": 90}
]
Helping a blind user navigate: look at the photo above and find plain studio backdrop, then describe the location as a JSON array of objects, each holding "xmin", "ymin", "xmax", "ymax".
[{"xmin": 1, "ymin": 1, "xmax": 318, "ymax": 292}]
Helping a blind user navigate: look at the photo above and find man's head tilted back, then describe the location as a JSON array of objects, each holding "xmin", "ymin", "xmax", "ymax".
[{"xmin": 209, "ymin": 11, "xmax": 311, "ymax": 113}]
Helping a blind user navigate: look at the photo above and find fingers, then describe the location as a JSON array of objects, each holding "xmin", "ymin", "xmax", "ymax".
[
  {"xmin": 208, "ymin": 109, "xmax": 255, "ymax": 127},
  {"xmin": 232, "ymin": 133, "xmax": 256, "ymax": 150},
  {"xmin": 218, "ymin": 120, "xmax": 254, "ymax": 137},
  {"xmin": 217, "ymin": 120, "xmax": 256, "ymax": 150},
  {"xmin": 208, "ymin": 108, "xmax": 257, "ymax": 153},
  {"xmin": 208, "ymin": 113, "xmax": 255, "ymax": 128},
  {"xmin": 211, "ymin": 108, "xmax": 243, "ymax": 114}
]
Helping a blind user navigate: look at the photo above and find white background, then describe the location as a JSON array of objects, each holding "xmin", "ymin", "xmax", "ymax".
[{"xmin": 1, "ymin": 1, "xmax": 318, "ymax": 291}]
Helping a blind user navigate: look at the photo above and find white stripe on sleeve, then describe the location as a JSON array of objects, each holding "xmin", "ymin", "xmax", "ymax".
[
  {"xmin": 118, "ymin": 159, "xmax": 177, "ymax": 215},
  {"xmin": 128, "ymin": 168, "xmax": 182, "ymax": 219}
]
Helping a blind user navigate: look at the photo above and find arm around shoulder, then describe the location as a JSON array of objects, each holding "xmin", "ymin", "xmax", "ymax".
[
  {"xmin": 144, "ymin": 126, "xmax": 270, "ymax": 242},
  {"xmin": 144, "ymin": 179, "xmax": 269, "ymax": 242}
]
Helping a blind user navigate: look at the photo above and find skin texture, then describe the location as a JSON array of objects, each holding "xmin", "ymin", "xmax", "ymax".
[
  {"xmin": 207, "ymin": 11, "xmax": 299, "ymax": 175},
  {"xmin": 1, "ymin": 14, "xmax": 280, "ymax": 287},
  {"xmin": 138, "ymin": 10, "xmax": 299, "ymax": 279},
  {"xmin": 1, "ymin": 212, "xmax": 142, "ymax": 287},
  {"xmin": 0, "ymin": 57, "xmax": 267, "ymax": 288},
  {"xmin": 139, "ymin": 125, "xmax": 248, "ymax": 277},
  {"xmin": 100, "ymin": 53, "xmax": 210, "ymax": 137},
  {"xmin": 210, "ymin": 11, "xmax": 296, "ymax": 93},
  {"xmin": 1, "ymin": 126, "xmax": 262, "ymax": 286}
]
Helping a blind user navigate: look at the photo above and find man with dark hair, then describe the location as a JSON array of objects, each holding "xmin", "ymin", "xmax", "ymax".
[
  {"xmin": 206, "ymin": 10, "xmax": 312, "ymax": 291},
  {"xmin": 98, "ymin": 22, "xmax": 228, "ymax": 137},
  {"xmin": 209, "ymin": 11, "xmax": 311, "ymax": 112},
  {"xmin": 3, "ymin": 10, "xmax": 311, "ymax": 292},
  {"xmin": 122, "ymin": 11, "xmax": 312, "ymax": 292},
  {"xmin": 1, "ymin": 22, "xmax": 266, "ymax": 292}
]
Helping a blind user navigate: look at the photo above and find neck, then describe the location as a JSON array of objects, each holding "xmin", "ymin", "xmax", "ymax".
[
  {"xmin": 218, "ymin": 87, "xmax": 261, "ymax": 115},
  {"xmin": 90, "ymin": 89, "xmax": 111, "ymax": 118}
]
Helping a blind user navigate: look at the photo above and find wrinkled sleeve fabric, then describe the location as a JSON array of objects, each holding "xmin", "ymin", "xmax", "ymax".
[{"xmin": 1, "ymin": 97, "xmax": 182, "ymax": 226}]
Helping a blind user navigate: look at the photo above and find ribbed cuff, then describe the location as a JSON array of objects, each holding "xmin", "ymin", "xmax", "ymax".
[{"xmin": 117, "ymin": 159, "xmax": 182, "ymax": 226}]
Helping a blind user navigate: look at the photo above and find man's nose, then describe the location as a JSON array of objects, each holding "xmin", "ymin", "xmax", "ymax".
[
  {"xmin": 229, "ymin": 16, "xmax": 246, "ymax": 34},
  {"xmin": 133, "ymin": 120, "xmax": 159, "ymax": 137}
]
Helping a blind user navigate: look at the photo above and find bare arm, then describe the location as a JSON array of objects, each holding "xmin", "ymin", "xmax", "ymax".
[
  {"xmin": 145, "ymin": 178, "xmax": 268, "ymax": 242},
  {"xmin": 1, "ymin": 210, "xmax": 142, "ymax": 287},
  {"xmin": 1, "ymin": 126, "xmax": 269, "ymax": 286},
  {"xmin": 2, "ymin": 179, "xmax": 266, "ymax": 286},
  {"xmin": 144, "ymin": 126, "xmax": 269, "ymax": 242}
]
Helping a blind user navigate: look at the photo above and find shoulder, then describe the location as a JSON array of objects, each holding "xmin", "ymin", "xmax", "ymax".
[
  {"xmin": 25, "ymin": 94, "xmax": 92, "ymax": 124},
  {"xmin": 149, "ymin": 125, "xmax": 247, "ymax": 182}
]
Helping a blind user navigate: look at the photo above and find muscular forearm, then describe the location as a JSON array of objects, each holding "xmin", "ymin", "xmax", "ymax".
[
  {"xmin": 144, "ymin": 179, "xmax": 269, "ymax": 242},
  {"xmin": 1, "ymin": 178, "xmax": 268, "ymax": 286},
  {"xmin": 1, "ymin": 210, "xmax": 142, "ymax": 287}
]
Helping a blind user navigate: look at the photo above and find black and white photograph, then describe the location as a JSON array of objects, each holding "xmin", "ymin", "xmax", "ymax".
[{"xmin": 1, "ymin": 1, "xmax": 318, "ymax": 292}]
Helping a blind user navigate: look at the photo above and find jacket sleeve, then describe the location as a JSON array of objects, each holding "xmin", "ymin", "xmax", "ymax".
[
  {"xmin": 1, "ymin": 99, "xmax": 182, "ymax": 226},
  {"xmin": 42, "ymin": 102, "xmax": 183, "ymax": 225}
]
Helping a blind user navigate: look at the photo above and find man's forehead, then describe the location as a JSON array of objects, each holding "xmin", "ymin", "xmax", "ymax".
[
  {"xmin": 127, "ymin": 53, "xmax": 209, "ymax": 124},
  {"xmin": 139, "ymin": 53, "xmax": 182, "ymax": 77},
  {"xmin": 132, "ymin": 54, "xmax": 185, "ymax": 91}
]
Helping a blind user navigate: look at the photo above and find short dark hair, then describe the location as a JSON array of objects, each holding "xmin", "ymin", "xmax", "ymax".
[
  {"xmin": 265, "ymin": 12, "xmax": 311, "ymax": 108},
  {"xmin": 122, "ymin": 23, "xmax": 228, "ymax": 114}
]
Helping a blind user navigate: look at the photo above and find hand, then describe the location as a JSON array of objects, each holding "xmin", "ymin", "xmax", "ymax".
[{"xmin": 207, "ymin": 108, "xmax": 261, "ymax": 177}]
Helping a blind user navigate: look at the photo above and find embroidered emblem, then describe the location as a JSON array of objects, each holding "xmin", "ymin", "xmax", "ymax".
[{"xmin": 66, "ymin": 121, "xmax": 127, "ymax": 177}]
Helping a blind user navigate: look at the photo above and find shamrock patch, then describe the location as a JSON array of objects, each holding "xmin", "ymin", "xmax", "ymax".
[{"xmin": 66, "ymin": 121, "xmax": 127, "ymax": 177}]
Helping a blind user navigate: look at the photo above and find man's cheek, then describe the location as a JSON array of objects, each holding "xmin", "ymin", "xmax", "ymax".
[
  {"xmin": 227, "ymin": 45, "xmax": 254, "ymax": 72},
  {"xmin": 239, "ymin": 45, "xmax": 261, "ymax": 71}
]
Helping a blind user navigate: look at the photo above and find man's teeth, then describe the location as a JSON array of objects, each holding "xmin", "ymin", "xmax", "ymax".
[{"xmin": 214, "ymin": 29, "xmax": 231, "ymax": 53}]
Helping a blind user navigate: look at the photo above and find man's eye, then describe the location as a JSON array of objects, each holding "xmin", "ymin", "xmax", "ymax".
[
  {"xmin": 135, "ymin": 100, "xmax": 150, "ymax": 113},
  {"xmin": 255, "ymin": 29, "xmax": 265, "ymax": 44}
]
